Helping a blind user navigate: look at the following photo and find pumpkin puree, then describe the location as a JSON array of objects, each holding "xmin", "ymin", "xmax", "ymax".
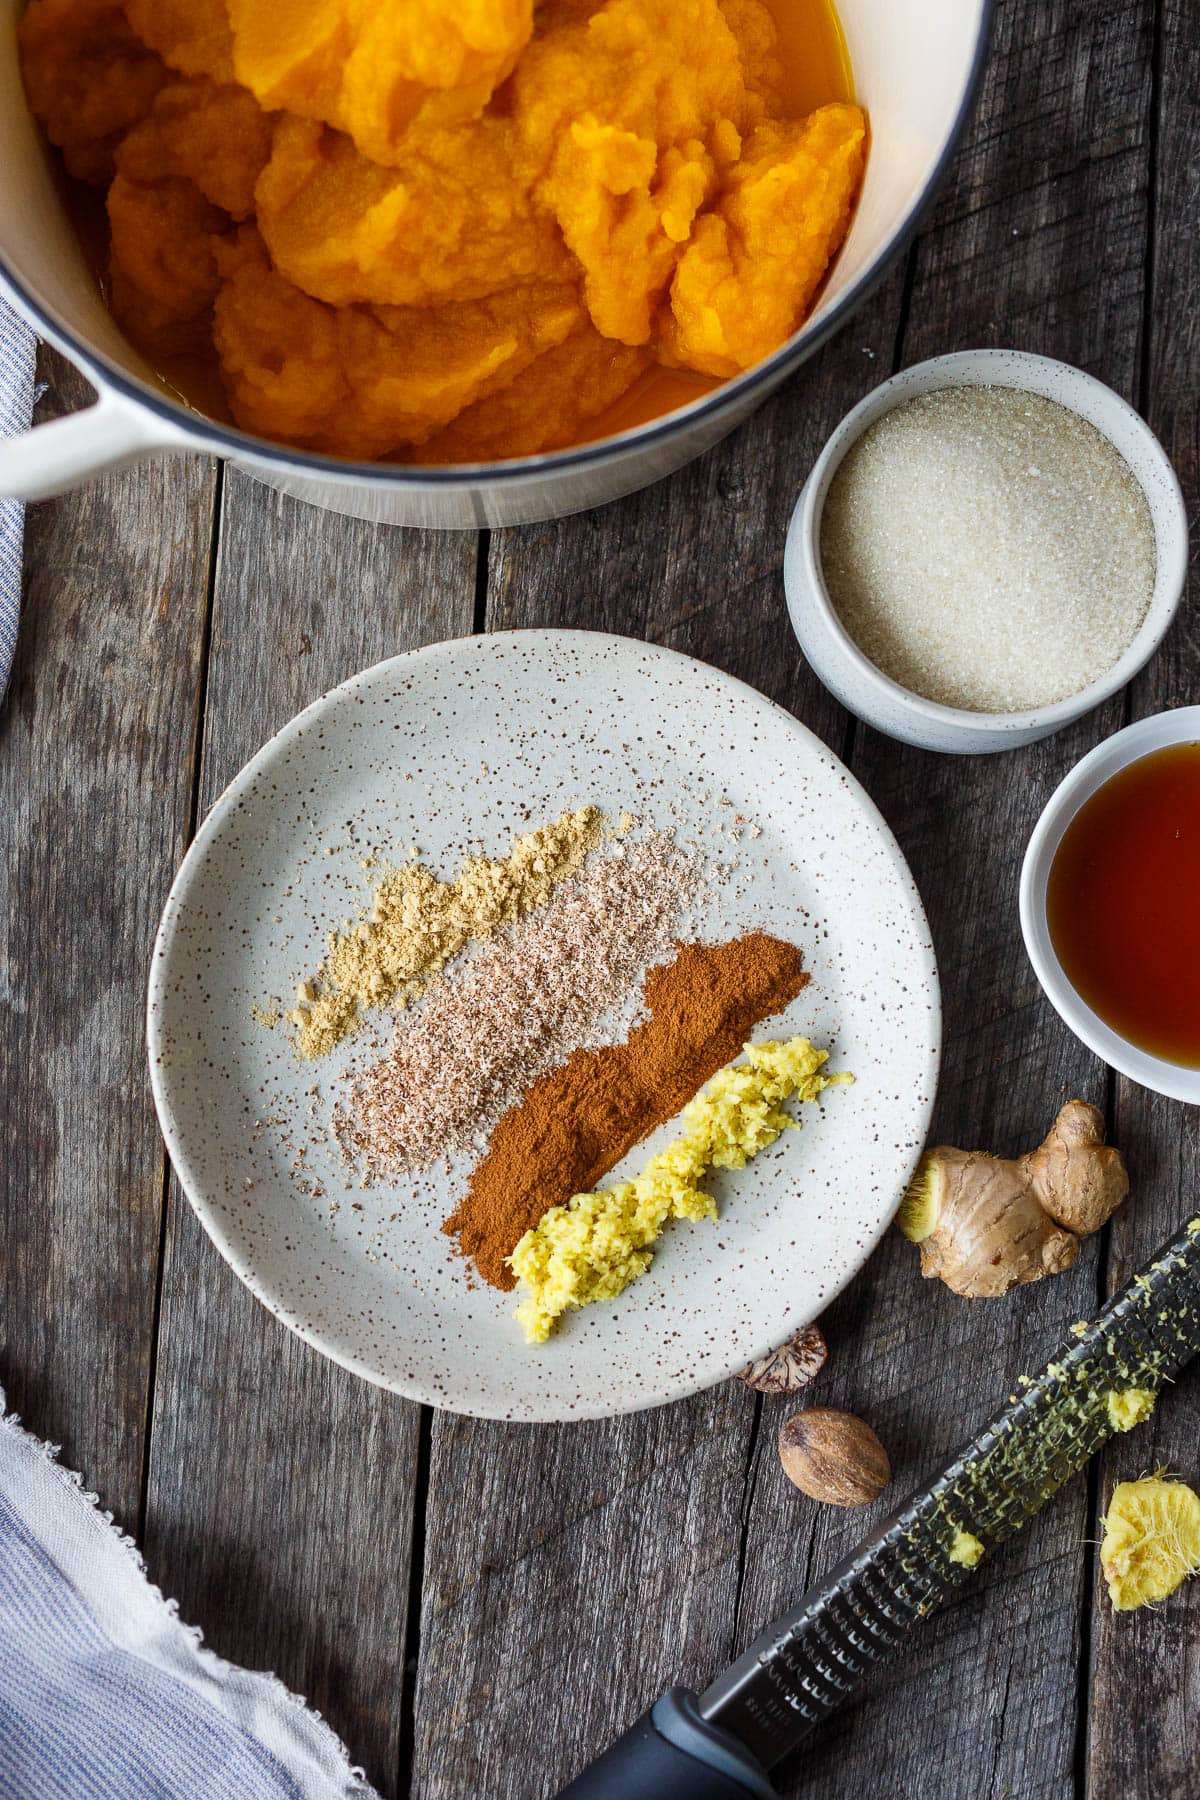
[{"xmin": 20, "ymin": 0, "xmax": 866, "ymax": 461}]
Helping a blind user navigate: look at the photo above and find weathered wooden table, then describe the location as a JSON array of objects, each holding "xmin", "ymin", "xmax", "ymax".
[{"xmin": 4, "ymin": 2, "xmax": 1197, "ymax": 1795}]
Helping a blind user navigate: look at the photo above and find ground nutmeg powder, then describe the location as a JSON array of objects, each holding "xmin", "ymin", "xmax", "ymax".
[{"xmin": 443, "ymin": 930, "xmax": 809, "ymax": 1289}]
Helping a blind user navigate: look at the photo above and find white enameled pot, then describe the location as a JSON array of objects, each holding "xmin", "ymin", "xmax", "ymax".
[
  {"xmin": 1020, "ymin": 708, "xmax": 1200, "ymax": 1105},
  {"xmin": 784, "ymin": 350, "xmax": 1188, "ymax": 753},
  {"xmin": 0, "ymin": 0, "xmax": 990, "ymax": 528}
]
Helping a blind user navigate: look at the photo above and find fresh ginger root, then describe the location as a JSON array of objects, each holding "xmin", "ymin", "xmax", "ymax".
[
  {"xmin": 1101, "ymin": 1476, "xmax": 1200, "ymax": 1611},
  {"xmin": 898, "ymin": 1100, "xmax": 1129, "ymax": 1298},
  {"xmin": 1017, "ymin": 1099, "xmax": 1130, "ymax": 1234}
]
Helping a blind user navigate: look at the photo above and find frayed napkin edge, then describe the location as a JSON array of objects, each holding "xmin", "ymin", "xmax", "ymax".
[{"xmin": 0, "ymin": 1387, "xmax": 380, "ymax": 1799}]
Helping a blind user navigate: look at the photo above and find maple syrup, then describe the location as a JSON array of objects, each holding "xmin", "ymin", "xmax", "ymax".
[{"xmin": 1046, "ymin": 742, "xmax": 1200, "ymax": 1068}]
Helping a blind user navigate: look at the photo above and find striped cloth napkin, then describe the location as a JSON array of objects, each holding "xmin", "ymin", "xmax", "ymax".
[
  {"xmin": 0, "ymin": 1390, "xmax": 378, "ymax": 1799},
  {"xmin": 0, "ymin": 296, "xmax": 36, "ymax": 700}
]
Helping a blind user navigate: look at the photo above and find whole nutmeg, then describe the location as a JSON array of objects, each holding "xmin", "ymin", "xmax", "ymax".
[{"xmin": 778, "ymin": 1407, "xmax": 891, "ymax": 1508}]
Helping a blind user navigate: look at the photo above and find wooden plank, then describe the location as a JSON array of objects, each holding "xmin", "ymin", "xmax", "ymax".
[
  {"xmin": 410, "ymin": 1390, "xmax": 760, "ymax": 1794},
  {"xmin": 1088, "ymin": 1154, "xmax": 1200, "ymax": 1800},
  {"xmin": 408, "ymin": 263, "xmax": 909, "ymax": 1798},
  {"xmin": 901, "ymin": 2, "xmax": 1154, "ymax": 372},
  {"xmin": 751, "ymin": 4, "xmax": 1156, "ymax": 1795},
  {"xmin": 0, "ymin": 350, "xmax": 215, "ymax": 1526},
  {"xmin": 1088, "ymin": 2, "xmax": 1200, "ymax": 1792},
  {"xmin": 140, "ymin": 473, "xmax": 477, "ymax": 1797}
]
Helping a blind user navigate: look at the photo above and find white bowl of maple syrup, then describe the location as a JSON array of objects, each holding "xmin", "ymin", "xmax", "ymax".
[{"xmin": 1020, "ymin": 708, "xmax": 1200, "ymax": 1103}]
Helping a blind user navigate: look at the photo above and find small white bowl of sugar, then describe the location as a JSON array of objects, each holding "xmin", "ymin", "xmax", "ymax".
[{"xmin": 784, "ymin": 349, "xmax": 1187, "ymax": 753}]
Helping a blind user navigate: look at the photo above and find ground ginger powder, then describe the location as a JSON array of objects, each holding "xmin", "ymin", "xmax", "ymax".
[
  {"xmin": 19, "ymin": 0, "xmax": 866, "ymax": 460},
  {"xmin": 291, "ymin": 806, "xmax": 603, "ymax": 1058},
  {"xmin": 509, "ymin": 1037, "xmax": 850, "ymax": 1342}
]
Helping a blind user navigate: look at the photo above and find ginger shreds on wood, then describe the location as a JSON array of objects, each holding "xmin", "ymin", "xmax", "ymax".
[
  {"xmin": 897, "ymin": 1101, "xmax": 1129, "ymax": 1298},
  {"xmin": 1101, "ymin": 1476, "xmax": 1200, "ymax": 1611}
]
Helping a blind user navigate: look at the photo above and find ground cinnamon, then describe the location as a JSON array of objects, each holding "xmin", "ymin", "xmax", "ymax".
[{"xmin": 443, "ymin": 932, "xmax": 809, "ymax": 1289}]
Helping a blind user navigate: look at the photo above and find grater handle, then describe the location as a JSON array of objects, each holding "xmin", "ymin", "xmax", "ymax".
[{"xmin": 554, "ymin": 1690, "xmax": 777, "ymax": 1799}]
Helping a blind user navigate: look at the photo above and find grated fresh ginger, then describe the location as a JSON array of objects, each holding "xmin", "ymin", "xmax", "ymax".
[
  {"xmin": 509, "ymin": 1036, "xmax": 850, "ymax": 1342},
  {"xmin": 1105, "ymin": 1388, "xmax": 1157, "ymax": 1434},
  {"xmin": 948, "ymin": 1528, "xmax": 985, "ymax": 1569}
]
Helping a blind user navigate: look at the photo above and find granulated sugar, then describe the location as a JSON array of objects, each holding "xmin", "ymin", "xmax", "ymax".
[
  {"xmin": 338, "ymin": 829, "xmax": 704, "ymax": 1176},
  {"xmin": 819, "ymin": 386, "xmax": 1156, "ymax": 712}
]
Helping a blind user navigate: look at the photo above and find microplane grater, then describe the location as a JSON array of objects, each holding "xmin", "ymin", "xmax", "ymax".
[{"xmin": 560, "ymin": 1219, "xmax": 1200, "ymax": 1798}]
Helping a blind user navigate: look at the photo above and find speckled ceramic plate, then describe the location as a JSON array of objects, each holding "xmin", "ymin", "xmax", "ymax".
[{"xmin": 148, "ymin": 630, "xmax": 939, "ymax": 1421}]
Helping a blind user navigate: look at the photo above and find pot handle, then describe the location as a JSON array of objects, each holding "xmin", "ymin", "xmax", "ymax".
[{"xmin": 0, "ymin": 383, "xmax": 192, "ymax": 501}]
